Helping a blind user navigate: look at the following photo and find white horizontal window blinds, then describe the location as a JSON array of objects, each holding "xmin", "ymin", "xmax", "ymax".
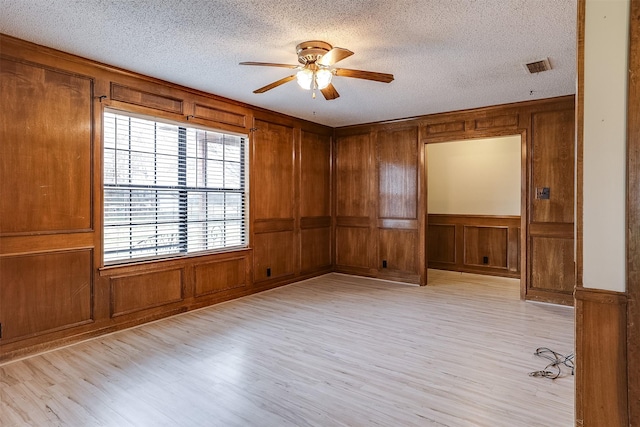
[{"xmin": 103, "ymin": 110, "xmax": 247, "ymax": 264}]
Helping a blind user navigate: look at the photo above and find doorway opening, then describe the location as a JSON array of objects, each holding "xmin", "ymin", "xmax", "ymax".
[{"xmin": 426, "ymin": 135, "xmax": 523, "ymax": 280}]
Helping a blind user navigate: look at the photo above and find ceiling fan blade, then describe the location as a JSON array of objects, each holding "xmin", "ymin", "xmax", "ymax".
[
  {"xmin": 321, "ymin": 83, "xmax": 340, "ymax": 100},
  {"xmin": 317, "ymin": 47, "xmax": 354, "ymax": 66},
  {"xmin": 240, "ymin": 61, "xmax": 299, "ymax": 69},
  {"xmin": 253, "ymin": 74, "xmax": 296, "ymax": 93},
  {"xmin": 334, "ymin": 68, "xmax": 394, "ymax": 83}
]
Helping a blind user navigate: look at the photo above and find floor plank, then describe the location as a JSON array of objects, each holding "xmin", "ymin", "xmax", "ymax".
[{"xmin": 0, "ymin": 270, "xmax": 575, "ymax": 426}]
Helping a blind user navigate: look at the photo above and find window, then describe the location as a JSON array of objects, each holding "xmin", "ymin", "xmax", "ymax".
[{"xmin": 103, "ymin": 110, "xmax": 247, "ymax": 264}]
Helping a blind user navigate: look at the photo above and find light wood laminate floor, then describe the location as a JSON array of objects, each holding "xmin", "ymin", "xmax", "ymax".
[{"xmin": 0, "ymin": 270, "xmax": 575, "ymax": 426}]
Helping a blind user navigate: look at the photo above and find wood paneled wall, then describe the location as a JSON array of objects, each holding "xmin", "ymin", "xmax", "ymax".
[
  {"xmin": 251, "ymin": 115, "xmax": 333, "ymax": 285},
  {"xmin": 334, "ymin": 127, "xmax": 424, "ymax": 283},
  {"xmin": 0, "ymin": 34, "xmax": 332, "ymax": 361},
  {"xmin": 420, "ymin": 98, "xmax": 575, "ymax": 304},
  {"xmin": 528, "ymin": 110, "xmax": 575, "ymax": 305},
  {"xmin": 336, "ymin": 95, "xmax": 575, "ymax": 302},
  {"xmin": 428, "ymin": 215, "xmax": 520, "ymax": 278},
  {"xmin": 300, "ymin": 130, "xmax": 332, "ymax": 274}
]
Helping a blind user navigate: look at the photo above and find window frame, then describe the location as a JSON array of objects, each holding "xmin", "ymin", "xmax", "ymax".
[{"xmin": 102, "ymin": 108, "xmax": 249, "ymax": 266}]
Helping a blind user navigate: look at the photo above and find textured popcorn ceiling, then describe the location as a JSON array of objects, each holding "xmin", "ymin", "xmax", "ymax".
[{"xmin": 0, "ymin": 0, "xmax": 576, "ymax": 127}]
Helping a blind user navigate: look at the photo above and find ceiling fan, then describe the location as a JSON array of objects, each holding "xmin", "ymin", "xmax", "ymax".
[{"xmin": 240, "ymin": 40, "xmax": 394, "ymax": 100}]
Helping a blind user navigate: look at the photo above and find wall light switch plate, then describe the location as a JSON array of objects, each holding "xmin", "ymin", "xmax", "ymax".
[{"xmin": 536, "ymin": 187, "xmax": 550, "ymax": 199}]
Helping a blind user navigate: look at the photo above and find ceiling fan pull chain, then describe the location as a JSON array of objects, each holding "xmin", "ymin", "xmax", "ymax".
[{"xmin": 312, "ymin": 71, "xmax": 317, "ymax": 99}]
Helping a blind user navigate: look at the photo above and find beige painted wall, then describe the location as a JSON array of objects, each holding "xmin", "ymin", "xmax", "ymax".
[
  {"xmin": 427, "ymin": 135, "xmax": 521, "ymax": 216},
  {"xmin": 583, "ymin": 0, "xmax": 629, "ymax": 292}
]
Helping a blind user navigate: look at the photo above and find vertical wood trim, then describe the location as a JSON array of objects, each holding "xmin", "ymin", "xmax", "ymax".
[
  {"xmin": 370, "ymin": 131, "xmax": 379, "ymax": 273},
  {"xmin": 627, "ymin": 0, "xmax": 640, "ymax": 422},
  {"xmin": 249, "ymin": 121, "xmax": 257, "ymax": 260},
  {"xmin": 418, "ymin": 130, "xmax": 427, "ymax": 285},
  {"xmin": 575, "ymin": 3, "xmax": 587, "ymax": 422},
  {"xmin": 245, "ymin": 114, "xmax": 255, "ymax": 287},
  {"xmin": 507, "ymin": 226, "xmax": 519, "ymax": 273},
  {"xmin": 93, "ymin": 99, "xmax": 107, "ymax": 259},
  {"xmin": 294, "ymin": 127, "xmax": 301, "ymax": 277},
  {"xmin": 455, "ymin": 224, "xmax": 464, "ymax": 268},
  {"xmin": 576, "ymin": 0, "xmax": 585, "ymax": 290},
  {"xmin": 93, "ymin": 97, "xmax": 106, "ymax": 321},
  {"xmin": 331, "ymin": 132, "xmax": 337, "ymax": 268},
  {"xmin": 520, "ymin": 129, "xmax": 529, "ymax": 300}
]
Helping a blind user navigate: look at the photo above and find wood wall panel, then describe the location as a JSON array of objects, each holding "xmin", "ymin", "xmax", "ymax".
[
  {"xmin": 110, "ymin": 83, "xmax": 183, "ymax": 114},
  {"xmin": 0, "ymin": 58, "xmax": 93, "ymax": 234},
  {"xmin": 110, "ymin": 268, "xmax": 183, "ymax": 317},
  {"xmin": 336, "ymin": 133, "xmax": 370, "ymax": 217},
  {"xmin": 194, "ymin": 258, "xmax": 247, "ymax": 297},
  {"xmin": 530, "ymin": 236, "xmax": 574, "ymax": 293},
  {"xmin": 575, "ymin": 288, "xmax": 628, "ymax": 426},
  {"xmin": 193, "ymin": 103, "xmax": 246, "ymax": 128},
  {"xmin": 300, "ymin": 130, "xmax": 331, "ymax": 218},
  {"xmin": 379, "ymin": 229, "xmax": 418, "ymax": 273},
  {"xmin": 427, "ymin": 215, "xmax": 520, "ymax": 278},
  {"xmin": 427, "ymin": 224, "xmax": 456, "ymax": 264},
  {"xmin": 251, "ymin": 122, "xmax": 332, "ymax": 284},
  {"xmin": 474, "ymin": 114, "xmax": 518, "ymax": 130},
  {"xmin": 531, "ymin": 110, "xmax": 575, "ymax": 224},
  {"xmin": 300, "ymin": 227, "xmax": 331, "ymax": 273},
  {"xmin": 253, "ymin": 231, "xmax": 295, "ymax": 282},
  {"xmin": 527, "ymin": 108, "xmax": 575, "ymax": 304},
  {"xmin": 299, "ymin": 130, "xmax": 331, "ymax": 275},
  {"xmin": 334, "ymin": 126, "xmax": 421, "ymax": 283},
  {"xmin": 377, "ymin": 127, "xmax": 418, "ymax": 219},
  {"xmin": 425, "ymin": 121, "xmax": 465, "ymax": 135},
  {"xmin": 253, "ymin": 120, "xmax": 294, "ymax": 220},
  {"xmin": 336, "ymin": 227, "xmax": 369, "ymax": 268},
  {"xmin": 0, "ymin": 250, "xmax": 93, "ymax": 342},
  {"xmin": 464, "ymin": 226, "xmax": 508, "ymax": 268}
]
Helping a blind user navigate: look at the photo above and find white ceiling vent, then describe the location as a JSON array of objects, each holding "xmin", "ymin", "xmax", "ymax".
[{"xmin": 524, "ymin": 58, "xmax": 552, "ymax": 74}]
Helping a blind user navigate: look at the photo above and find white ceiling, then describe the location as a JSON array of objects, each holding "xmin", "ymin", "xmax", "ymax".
[{"xmin": 0, "ymin": 0, "xmax": 576, "ymax": 127}]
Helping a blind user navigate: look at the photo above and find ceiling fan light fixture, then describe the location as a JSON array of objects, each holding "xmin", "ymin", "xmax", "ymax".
[
  {"xmin": 297, "ymin": 67, "xmax": 332, "ymax": 91},
  {"xmin": 296, "ymin": 69, "xmax": 313, "ymax": 89},
  {"xmin": 315, "ymin": 68, "xmax": 333, "ymax": 90}
]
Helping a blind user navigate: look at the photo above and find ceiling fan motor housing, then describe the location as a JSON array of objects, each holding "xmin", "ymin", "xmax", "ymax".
[{"xmin": 296, "ymin": 40, "xmax": 332, "ymax": 65}]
